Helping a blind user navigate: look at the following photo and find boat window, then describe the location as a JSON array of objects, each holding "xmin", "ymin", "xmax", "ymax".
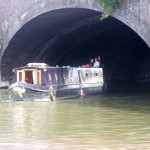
[
  {"xmin": 17, "ymin": 70, "xmax": 24, "ymax": 82},
  {"xmin": 49, "ymin": 74, "xmax": 52, "ymax": 81},
  {"xmin": 55, "ymin": 73, "xmax": 58, "ymax": 81},
  {"xmin": 63, "ymin": 74, "xmax": 66, "ymax": 80},
  {"xmin": 37, "ymin": 71, "xmax": 40, "ymax": 84},
  {"xmin": 36, "ymin": 70, "xmax": 42, "ymax": 85},
  {"xmin": 19, "ymin": 72, "xmax": 22, "ymax": 81},
  {"xmin": 70, "ymin": 72, "xmax": 73, "ymax": 82}
]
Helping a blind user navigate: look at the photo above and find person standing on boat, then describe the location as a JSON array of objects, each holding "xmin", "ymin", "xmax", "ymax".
[
  {"xmin": 89, "ymin": 58, "xmax": 94, "ymax": 67},
  {"xmin": 97, "ymin": 55, "xmax": 101, "ymax": 67},
  {"xmin": 94, "ymin": 58, "xmax": 100, "ymax": 68}
]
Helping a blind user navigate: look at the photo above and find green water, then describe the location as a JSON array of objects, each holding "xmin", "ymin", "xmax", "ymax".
[{"xmin": 0, "ymin": 90, "xmax": 150, "ymax": 149}]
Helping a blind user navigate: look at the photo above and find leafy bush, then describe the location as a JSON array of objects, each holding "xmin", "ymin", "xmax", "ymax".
[{"xmin": 98, "ymin": 0, "xmax": 117, "ymax": 19}]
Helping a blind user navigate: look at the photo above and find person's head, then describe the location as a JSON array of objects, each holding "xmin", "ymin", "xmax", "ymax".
[
  {"xmin": 95, "ymin": 58, "xmax": 98, "ymax": 62},
  {"xmin": 98, "ymin": 56, "xmax": 101, "ymax": 61}
]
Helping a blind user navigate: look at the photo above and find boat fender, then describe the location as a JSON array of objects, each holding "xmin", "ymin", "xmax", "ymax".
[
  {"xmin": 80, "ymin": 89, "xmax": 86, "ymax": 98},
  {"xmin": 49, "ymin": 86, "xmax": 56, "ymax": 101},
  {"xmin": 12, "ymin": 86, "xmax": 26, "ymax": 99}
]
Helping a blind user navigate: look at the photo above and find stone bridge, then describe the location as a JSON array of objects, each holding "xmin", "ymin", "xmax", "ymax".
[{"xmin": 0, "ymin": 0, "xmax": 150, "ymax": 82}]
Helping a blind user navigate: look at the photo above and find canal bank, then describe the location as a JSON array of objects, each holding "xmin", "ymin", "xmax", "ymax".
[{"xmin": 0, "ymin": 87, "xmax": 9, "ymax": 100}]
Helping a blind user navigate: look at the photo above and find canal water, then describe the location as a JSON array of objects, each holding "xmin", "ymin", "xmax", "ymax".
[{"xmin": 0, "ymin": 89, "xmax": 150, "ymax": 149}]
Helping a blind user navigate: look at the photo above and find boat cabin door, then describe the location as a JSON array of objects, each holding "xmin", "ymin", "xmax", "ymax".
[{"xmin": 17, "ymin": 70, "xmax": 42, "ymax": 85}]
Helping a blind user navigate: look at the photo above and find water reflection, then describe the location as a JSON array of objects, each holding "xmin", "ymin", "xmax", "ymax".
[{"xmin": 0, "ymin": 92, "xmax": 150, "ymax": 149}]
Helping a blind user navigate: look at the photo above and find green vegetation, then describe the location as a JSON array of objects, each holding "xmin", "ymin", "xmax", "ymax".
[{"xmin": 98, "ymin": 0, "xmax": 117, "ymax": 19}]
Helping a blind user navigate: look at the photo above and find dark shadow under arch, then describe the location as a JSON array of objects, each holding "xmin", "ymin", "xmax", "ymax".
[{"xmin": 1, "ymin": 8, "xmax": 150, "ymax": 84}]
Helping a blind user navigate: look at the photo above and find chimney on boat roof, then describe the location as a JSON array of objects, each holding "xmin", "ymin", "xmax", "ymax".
[{"xmin": 27, "ymin": 63, "xmax": 48, "ymax": 67}]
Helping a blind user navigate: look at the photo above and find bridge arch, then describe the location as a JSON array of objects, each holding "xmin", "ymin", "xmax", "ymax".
[
  {"xmin": 2, "ymin": 0, "xmax": 101, "ymax": 53},
  {"xmin": 1, "ymin": 1, "xmax": 150, "ymax": 83},
  {"xmin": 2, "ymin": 0, "xmax": 150, "ymax": 53}
]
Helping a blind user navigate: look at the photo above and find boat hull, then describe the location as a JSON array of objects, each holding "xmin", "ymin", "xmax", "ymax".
[{"xmin": 8, "ymin": 82, "xmax": 103, "ymax": 101}]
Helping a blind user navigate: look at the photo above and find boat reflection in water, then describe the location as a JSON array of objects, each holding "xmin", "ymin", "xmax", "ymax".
[{"xmin": 8, "ymin": 63, "xmax": 103, "ymax": 101}]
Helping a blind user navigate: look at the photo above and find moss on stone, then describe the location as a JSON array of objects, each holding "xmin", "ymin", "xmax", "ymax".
[{"xmin": 98, "ymin": 0, "xmax": 117, "ymax": 19}]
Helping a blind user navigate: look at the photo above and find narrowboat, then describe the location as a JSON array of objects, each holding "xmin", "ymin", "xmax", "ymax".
[{"xmin": 8, "ymin": 63, "xmax": 104, "ymax": 101}]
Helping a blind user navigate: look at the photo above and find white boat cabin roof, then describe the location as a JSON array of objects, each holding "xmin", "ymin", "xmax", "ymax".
[{"xmin": 27, "ymin": 63, "xmax": 48, "ymax": 67}]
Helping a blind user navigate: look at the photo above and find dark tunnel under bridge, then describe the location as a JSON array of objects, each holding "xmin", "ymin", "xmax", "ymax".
[{"xmin": 1, "ymin": 8, "xmax": 150, "ymax": 87}]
